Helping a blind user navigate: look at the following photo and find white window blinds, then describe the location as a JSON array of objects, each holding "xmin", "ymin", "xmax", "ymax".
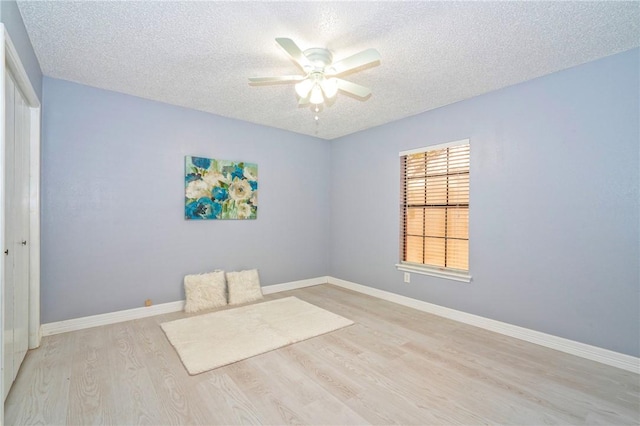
[{"xmin": 400, "ymin": 140, "xmax": 470, "ymax": 273}]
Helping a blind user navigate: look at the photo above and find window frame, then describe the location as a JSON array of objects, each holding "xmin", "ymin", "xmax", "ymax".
[{"xmin": 396, "ymin": 139, "xmax": 472, "ymax": 283}]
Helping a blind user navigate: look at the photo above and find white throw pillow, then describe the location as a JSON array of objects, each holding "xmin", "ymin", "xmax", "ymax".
[
  {"xmin": 183, "ymin": 270, "xmax": 227, "ymax": 313},
  {"xmin": 226, "ymin": 269, "xmax": 263, "ymax": 305}
]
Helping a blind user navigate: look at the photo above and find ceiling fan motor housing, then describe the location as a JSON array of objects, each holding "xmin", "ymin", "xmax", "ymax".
[{"xmin": 303, "ymin": 48, "xmax": 334, "ymax": 72}]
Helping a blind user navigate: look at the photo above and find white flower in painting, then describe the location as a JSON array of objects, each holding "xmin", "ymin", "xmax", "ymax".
[
  {"xmin": 250, "ymin": 191, "xmax": 258, "ymax": 206},
  {"xmin": 185, "ymin": 180, "xmax": 211, "ymax": 200},
  {"xmin": 237, "ymin": 202, "xmax": 252, "ymax": 219},
  {"xmin": 228, "ymin": 177, "xmax": 252, "ymax": 201},
  {"xmin": 243, "ymin": 165, "xmax": 258, "ymax": 181},
  {"xmin": 202, "ymin": 171, "xmax": 229, "ymax": 187}
]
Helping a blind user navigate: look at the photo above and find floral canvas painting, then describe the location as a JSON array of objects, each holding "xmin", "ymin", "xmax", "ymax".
[{"xmin": 185, "ymin": 156, "xmax": 258, "ymax": 220}]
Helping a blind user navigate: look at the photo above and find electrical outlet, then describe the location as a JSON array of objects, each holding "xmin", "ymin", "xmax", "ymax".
[{"xmin": 404, "ymin": 272, "xmax": 411, "ymax": 283}]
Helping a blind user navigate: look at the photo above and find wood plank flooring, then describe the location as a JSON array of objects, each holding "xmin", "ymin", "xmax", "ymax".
[{"xmin": 5, "ymin": 284, "xmax": 640, "ymax": 425}]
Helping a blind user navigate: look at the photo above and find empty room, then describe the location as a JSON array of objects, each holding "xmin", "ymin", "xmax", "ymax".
[{"xmin": 0, "ymin": 1, "xmax": 638, "ymax": 425}]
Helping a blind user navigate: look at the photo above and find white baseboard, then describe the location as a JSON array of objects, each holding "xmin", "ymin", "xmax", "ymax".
[
  {"xmin": 41, "ymin": 300, "xmax": 186, "ymax": 336},
  {"xmin": 261, "ymin": 276, "xmax": 328, "ymax": 295},
  {"xmin": 40, "ymin": 277, "xmax": 328, "ymax": 337},
  {"xmin": 327, "ymin": 277, "xmax": 639, "ymax": 374},
  {"xmin": 40, "ymin": 275, "xmax": 639, "ymax": 374}
]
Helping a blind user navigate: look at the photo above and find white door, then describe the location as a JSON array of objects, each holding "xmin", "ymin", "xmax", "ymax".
[
  {"xmin": 0, "ymin": 28, "xmax": 42, "ymax": 412},
  {"xmin": 2, "ymin": 69, "xmax": 30, "ymax": 400},
  {"xmin": 3, "ymin": 69, "xmax": 16, "ymax": 399},
  {"xmin": 13, "ymin": 75, "xmax": 30, "ymax": 379}
]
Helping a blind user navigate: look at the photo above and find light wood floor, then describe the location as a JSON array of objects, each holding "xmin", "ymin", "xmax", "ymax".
[{"xmin": 5, "ymin": 284, "xmax": 640, "ymax": 425}]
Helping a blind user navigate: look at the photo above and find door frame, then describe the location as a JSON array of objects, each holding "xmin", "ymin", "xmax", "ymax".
[{"xmin": 0, "ymin": 24, "xmax": 41, "ymax": 410}]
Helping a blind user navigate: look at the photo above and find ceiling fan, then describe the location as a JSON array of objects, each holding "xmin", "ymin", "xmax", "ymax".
[{"xmin": 249, "ymin": 38, "xmax": 381, "ymax": 106}]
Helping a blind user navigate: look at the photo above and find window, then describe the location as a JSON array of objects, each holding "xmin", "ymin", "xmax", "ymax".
[{"xmin": 397, "ymin": 139, "xmax": 470, "ymax": 282}]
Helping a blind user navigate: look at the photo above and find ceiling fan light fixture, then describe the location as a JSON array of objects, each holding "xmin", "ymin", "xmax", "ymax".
[
  {"xmin": 309, "ymin": 84, "xmax": 324, "ymax": 105},
  {"xmin": 295, "ymin": 79, "xmax": 314, "ymax": 98},
  {"xmin": 320, "ymin": 77, "xmax": 338, "ymax": 99}
]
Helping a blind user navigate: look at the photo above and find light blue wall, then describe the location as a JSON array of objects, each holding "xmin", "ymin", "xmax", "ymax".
[
  {"xmin": 329, "ymin": 48, "xmax": 640, "ymax": 357},
  {"xmin": 0, "ymin": 0, "xmax": 42, "ymax": 100},
  {"xmin": 42, "ymin": 49, "xmax": 639, "ymax": 357},
  {"xmin": 41, "ymin": 77, "xmax": 331, "ymax": 323}
]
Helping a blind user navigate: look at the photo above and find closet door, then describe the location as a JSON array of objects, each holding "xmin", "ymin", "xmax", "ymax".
[
  {"xmin": 3, "ymin": 70, "xmax": 16, "ymax": 399},
  {"xmin": 2, "ymin": 69, "xmax": 30, "ymax": 400},
  {"xmin": 1, "ymin": 31, "xmax": 41, "ymax": 408},
  {"xmin": 13, "ymin": 77, "xmax": 30, "ymax": 379}
]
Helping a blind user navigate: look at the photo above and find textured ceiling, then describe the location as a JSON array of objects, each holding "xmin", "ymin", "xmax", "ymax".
[{"xmin": 17, "ymin": 1, "xmax": 640, "ymax": 140}]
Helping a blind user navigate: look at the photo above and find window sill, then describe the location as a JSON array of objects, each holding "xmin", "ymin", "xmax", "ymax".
[{"xmin": 395, "ymin": 263, "xmax": 472, "ymax": 283}]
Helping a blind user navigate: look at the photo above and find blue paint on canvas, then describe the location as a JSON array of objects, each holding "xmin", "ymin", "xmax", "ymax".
[{"xmin": 185, "ymin": 156, "xmax": 258, "ymax": 220}]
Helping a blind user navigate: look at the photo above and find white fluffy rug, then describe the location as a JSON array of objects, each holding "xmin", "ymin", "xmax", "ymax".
[{"xmin": 161, "ymin": 296, "xmax": 354, "ymax": 375}]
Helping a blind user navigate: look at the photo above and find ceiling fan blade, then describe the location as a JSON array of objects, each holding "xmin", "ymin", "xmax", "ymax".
[
  {"xmin": 249, "ymin": 75, "xmax": 304, "ymax": 83},
  {"xmin": 275, "ymin": 38, "xmax": 312, "ymax": 69},
  {"xmin": 328, "ymin": 48, "xmax": 381, "ymax": 76},
  {"xmin": 336, "ymin": 79, "xmax": 372, "ymax": 98}
]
